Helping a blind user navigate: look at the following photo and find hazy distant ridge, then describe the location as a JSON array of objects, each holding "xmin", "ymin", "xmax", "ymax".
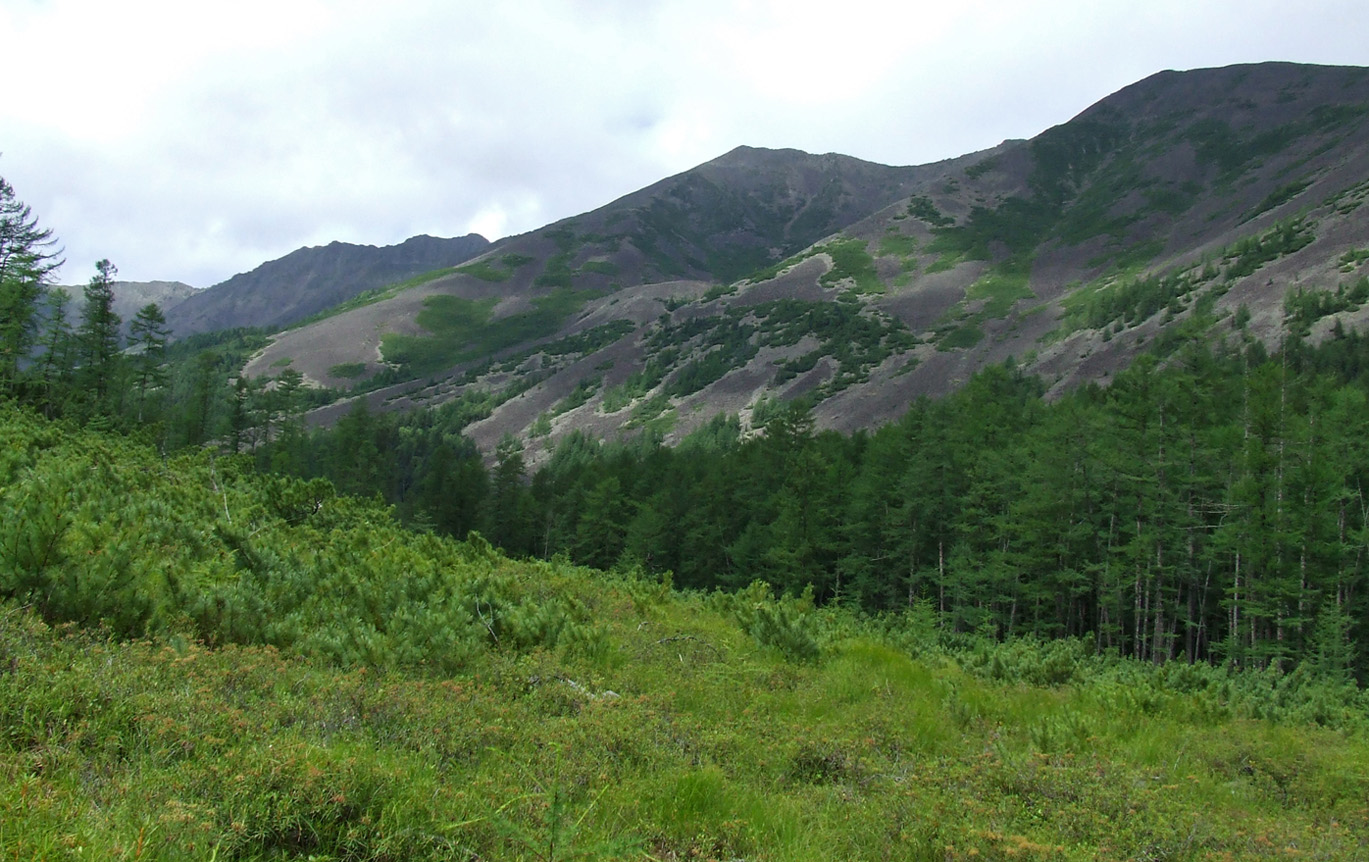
[{"xmin": 164, "ymin": 233, "xmax": 490, "ymax": 337}]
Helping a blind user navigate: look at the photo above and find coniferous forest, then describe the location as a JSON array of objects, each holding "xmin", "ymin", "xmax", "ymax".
[
  {"xmin": 252, "ymin": 334, "xmax": 1369, "ymax": 681},
  {"xmin": 5, "ymin": 160, "xmax": 1369, "ymax": 859}
]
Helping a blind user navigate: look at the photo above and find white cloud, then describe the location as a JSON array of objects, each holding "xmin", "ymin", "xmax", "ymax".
[{"xmin": 2, "ymin": 0, "xmax": 1367, "ymax": 286}]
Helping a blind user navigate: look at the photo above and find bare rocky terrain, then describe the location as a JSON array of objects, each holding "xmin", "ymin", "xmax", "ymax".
[
  {"xmin": 236, "ymin": 62, "xmax": 1369, "ymax": 456},
  {"xmin": 165, "ymin": 233, "xmax": 490, "ymax": 337}
]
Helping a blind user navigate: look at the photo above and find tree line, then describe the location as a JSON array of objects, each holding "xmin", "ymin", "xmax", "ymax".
[
  {"xmin": 255, "ymin": 332, "xmax": 1369, "ymax": 682},
  {"xmin": 0, "ymin": 177, "xmax": 176, "ymax": 430},
  {"xmin": 4, "ymin": 170, "xmax": 1364, "ymax": 680}
]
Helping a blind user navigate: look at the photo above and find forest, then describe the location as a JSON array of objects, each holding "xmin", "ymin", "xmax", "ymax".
[
  {"xmin": 221, "ymin": 331, "xmax": 1369, "ymax": 682},
  {"xmin": 5, "ymin": 173, "xmax": 1369, "ymax": 858},
  {"xmin": 5, "ymin": 166, "xmax": 1369, "ymax": 678}
]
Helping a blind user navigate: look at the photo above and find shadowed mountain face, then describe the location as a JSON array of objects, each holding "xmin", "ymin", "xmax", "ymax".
[
  {"xmin": 165, "ymin": 233, "xmax": 490, "ymax": 337},
  {"xmin": 598, "ymin": 146, "xmax": 939, "ymax": 283},
  {"xmin": 239, "ymin": 62, "xmax": 1369, "ymax": 457}
]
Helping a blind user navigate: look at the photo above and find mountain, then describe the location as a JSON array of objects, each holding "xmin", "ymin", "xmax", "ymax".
[
  {"xmin": 164, "ymin": 233, "xmax": 490, "ymax": 337},
  {"xmin": 108, "ymin": 280, "xmax": 199, "ymax": 322},
  {"xmin": 241, "ymin": 62, "xmax": 1369, "ymax": 457},
  {"xmin": 52, "ymin": 280, "xmax": 199, "ymax": 331}
]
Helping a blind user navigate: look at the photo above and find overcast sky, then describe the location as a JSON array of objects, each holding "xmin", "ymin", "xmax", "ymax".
[{"xmin": 3, "ymin": 0, "xmax": 1368, "ymax": 287}]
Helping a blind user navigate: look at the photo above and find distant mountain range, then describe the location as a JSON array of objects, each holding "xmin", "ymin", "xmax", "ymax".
[
  {"xmin": 217, "ymin": 61, "xmax": 1369, "ymax": 455},
  {"xmin": 106, "ymin": 281, "xmax": 199, "ymax": 329},
  {"xmin": 152, "ymin": 234, "xmax": 490, "ymax": 337}
]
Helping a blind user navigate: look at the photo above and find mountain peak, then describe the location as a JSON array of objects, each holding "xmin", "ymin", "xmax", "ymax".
[{"xmin": 235, "ymin": 62, "xmax": 1369, "ymax": 457}]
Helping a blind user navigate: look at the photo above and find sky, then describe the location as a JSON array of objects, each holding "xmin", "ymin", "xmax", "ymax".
[{"xmin": 3, "ymin": 0, "xmax": 1368, "ymax": 288}]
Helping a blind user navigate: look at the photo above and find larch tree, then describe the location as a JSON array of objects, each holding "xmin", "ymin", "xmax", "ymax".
[
  {"xmin": 129, "ymin": 302, "xmax": 170, "ymax": 423},
  {"xmin": 0, "ymin": 175, "xmax": 62, "ymax": 392},
  {"xmin": 76, "ymin": 259, "xmax": 122, "ymax": 411}
]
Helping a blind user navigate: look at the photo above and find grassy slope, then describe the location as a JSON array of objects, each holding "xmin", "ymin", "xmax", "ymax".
[
  {"xmin": 2, "ymin": 407, "xmax": 1367, "ymax": 860},
  {"xmin": 4, "ymin": 593, "xmax": 1368, "ymax": 861}
]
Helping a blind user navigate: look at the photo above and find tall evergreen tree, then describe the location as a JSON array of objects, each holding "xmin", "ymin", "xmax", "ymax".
[
  {"xmin": 33, "ymin": 287, "xmax": 75, "ymax": 417},
  {"xmin": 485, "ymin": 434, "xmax": 534, "ymax": 555},
  {"xmin": 0, "ymin": 176, "xmax": 62, "ymax": 393},
  {"xmin": 76, "ymin": 259, "xmax": 122, "ymax": 412},
  {"xmin": 129, "ymin": 302, "xmax": 169, "ymax": 424}
]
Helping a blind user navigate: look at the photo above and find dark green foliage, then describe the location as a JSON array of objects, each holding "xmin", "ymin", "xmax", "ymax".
[
  {"xmin": 1062, "ymin": 217, "xmax": 1316, "ymax": 335},
  {"xmin": 1222, "ymin": 217, "xmax": 1315, "ymax": 279},
  {"xmin": 553, "ymin": 376, "xmax": 601, "ymax": 415},
  {"xmin": 963, "ymin": 156, "xmax": 999, "ymax": 180},
  {"xmin": 128, "ymin": 302, "xmax": 170, "ymax": 424},
  {"xmin": 937, "ymin": 324, "xmax": 983, "ymax": 350},
  {"xmin": 1338, "ymin": 247, "xmax": 1369, "ymax": 271},
  {"xmin": 0, "ymin": 175, "xmax": 62, "ymax": 391},
  {"xmin": 381, "ymin": 288, "xmax": 601, "ymax": 378},
  {"xmin": 1187, "ymin": 117, "xmax": 1248, "ymax": 174},
  {"xmin": 740, "ymin": 251, "xmax": 810, "ymax": 285},
  {"xmin": 579, "ymin": 259, "xmax": 619, "ymax": 276},
  {"xmin": 730, "ymin": 582, "xmax": 821, "ymax": 663},
  {"xmin": 641, "ymin": 298, "xmax": 912, "ymax": 397},
  {"xmin": 905, "ymin": 195, "xmax": 954, "ymax": 227},
  {"xmin": 75, "ymin": 259, "xmax": 122, "ymax": 411},
  {"xmin": 507, "ymin": 341, "xmax": 1369, "ymax": 683},
  {"xmin": 539, "ymin": 320, "xmax": 635, "ymax": 358},
  {"xmin": 328, "ymin": 361, "xmax": 367, "ymax": 379},
  {"xmin": 284, "ymin": 266, "xmax": 464, "ymax": 331},
  {"xmin": 1030, "ymin": 116, "xmax": 1129, "ymax": 204},
  {"xmin": 931, "ymin": 196, "xmax": 1055, "ymax": 260},
  {"xmin": 1248, "ymin": 177, "xmax": 1313, "ymax": 219},
  {"xmin": 1284, "ymin": 277, "xmax": 1369, "ymax": 335},
  {"xmin": 0, "ymin": 404, "xmax": 573, "ymax": 668},
  {"xmin": 1066, "ymin": 269, "xmax": 1204, "ymax": 331}
]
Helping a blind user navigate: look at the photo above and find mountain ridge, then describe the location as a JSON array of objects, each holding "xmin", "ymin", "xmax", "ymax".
[
  {"xmin": 235, "ymin": 61, "xmax": 1369, "ymax": 458},
  {"xmin": 164, "ymin": 232, "xmax": 491, "ymax": 337}
]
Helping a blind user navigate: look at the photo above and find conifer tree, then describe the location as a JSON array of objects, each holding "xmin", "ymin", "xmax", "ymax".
[
  {"xmin": 76, "ymin": 259, "xmax": 122, "ymax": 411},
  {"xmin": 129, "ymin": 302, "xmax": 169, "ymax": 423},
  {"xmin": 0, "ymin": 176, "xmax": 62, "ymax": 392},
  {"xmin": 486, "ymin": 434, "xmax": 533, "ymax": 554},
  {"xmin": 33, "ymin": 287, "xmax": 74, "ymax": 417}
]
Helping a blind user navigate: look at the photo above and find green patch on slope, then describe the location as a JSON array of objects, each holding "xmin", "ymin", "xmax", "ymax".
[
  {"xmin": 877, "ymin": 234, "xmax": 919, "ymax": 257},
  {"xmin": 381, "ymin": 288, "xmax": 602, "ymax": 377},
  {"xmin": 817, "ymin": 238, "xmax": 881, "ymax": 294},
  {"xmin": 965, "ymin": 267, "xmax": 1033, "ymax": 318},
  {"xmin": 932, "ymin": 257, "xmax": 1036, "ymax": 350},
  {"xmin": 328, "ymin": 362, "xmax": 368, "ymax": 379},
  {"xmin": 285, "ymin": 266, "xmax": 462, "ymax": 330},
  {"xmin": 638, "ymin": 298, "xmax": 915, "ymax": 398}
]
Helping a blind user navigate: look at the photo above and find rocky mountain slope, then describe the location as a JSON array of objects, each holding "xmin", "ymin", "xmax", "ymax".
[
  {"xmin": 52, "ymin": 280, "xmax": 199, "ymax": 330},
  {"xmin": 241, "ymin": 62, "xmax": 1369, "ymax": 457},
  {"xmin": 110, "ymin": 280, "xmax": 198, "ymax": 325},
  {"xmin": 165, "ymin": 233, "xmax": 490, "ymax": 337}
]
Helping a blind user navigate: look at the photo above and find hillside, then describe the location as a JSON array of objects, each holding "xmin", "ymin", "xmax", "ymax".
[
  {"xmin": 49, "ymin": 279, "xmax": 199, "ymax": 333},
  {"xmin": 238, "ymin": 62, "xmax": 1369, "ymax": 456},
  {"xmin": 2, "ymin": 404, "xmax": 1366, "ymax": 860},
  {"xmin": 165, "ymin": 233, "xmax": 490, "ymax": 337}
]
